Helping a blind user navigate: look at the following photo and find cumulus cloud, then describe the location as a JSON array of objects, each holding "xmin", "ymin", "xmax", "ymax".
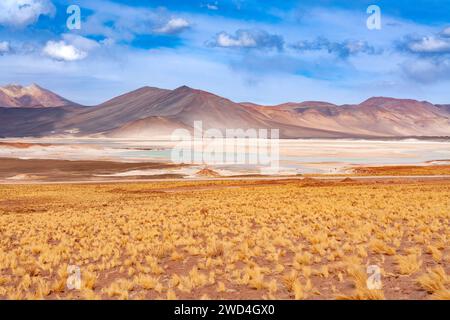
[
  {"xmin": 0, "ymin": 0, "xmax": 55, "ymax": 28},
  {"xmin": 43, "ymin": 41, "xmax": 87, "ymax": 61},
  {"xmin": 0, "ymin": 41, "xmax": 10, "ymax": 55},
  {"xmin": 207, "ymin": 29, "xmax": 284, "ymax": 51},
  {"xmin": 291, "ymin": 37, "xmax": 379, "ymax": 58},
  {"xmin": 154, "ymin": 18, "xmax": 191, "ymax": 35},
  {"xmin": 401, "ymin": 27, "xmax": 450, "ymax": 55},
  {"xmin": 42, "ymin": 34, "xmax": 101, "ymax": 61}
]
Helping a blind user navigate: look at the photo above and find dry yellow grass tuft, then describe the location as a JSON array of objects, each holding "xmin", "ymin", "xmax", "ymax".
[
  {"xmin": 395, "ymin": 254, "xmax": 422, "ymax": 275},
  {"xmin": 416, "ymin": 267, "xmax": 449, "ymax": 294}
]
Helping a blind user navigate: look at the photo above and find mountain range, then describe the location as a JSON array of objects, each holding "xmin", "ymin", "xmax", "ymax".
[{"xmin": 0, "ymin": 84, "xmax": 449, "ymax": 139}]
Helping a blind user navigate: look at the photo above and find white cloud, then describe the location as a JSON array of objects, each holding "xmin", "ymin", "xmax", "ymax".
[
  {"xmin": 0, "ymin": 0, "xmax": 55, "ymax": 27},
  {"xmin": 217, "ymin": 31, "xmax": 256, "ymax": 47},
  {"xmin": 407, "ymin": 36, "xmax": 450, "ymax": 53},
  {"xmin": 43, "ymin": 41, "xmax": 87, "ymax": 61},
  {"xmin": 42, "ymin": 35, "xmax": 100, "ymax": 62},
  {"xmin": 208, "ymin": 29, "xmax": 284, "ymax": 50},
  {"xmin": 0, "ymin": 41, "xmax": 10, "ymax": 54},
  {"xmin": 154, "ymin": 18, "xmax": 191, "ymax": 34}
]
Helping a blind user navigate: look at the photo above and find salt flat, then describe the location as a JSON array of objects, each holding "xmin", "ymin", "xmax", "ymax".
[{"xmin": 0, "ymin": 138, "xmax": 449, "ymax": 178}]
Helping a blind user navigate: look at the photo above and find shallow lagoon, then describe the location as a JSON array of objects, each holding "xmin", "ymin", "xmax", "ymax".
[{"xmin": 1, "ymin": 138, "xmax": 449, "ymax": 175}]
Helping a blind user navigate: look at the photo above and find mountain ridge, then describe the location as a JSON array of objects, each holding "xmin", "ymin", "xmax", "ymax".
[
  {"xmin": 0, "ymin": 83, "xmax": 75, "ymax": 108},
  {"xmin": 0, "ymin": 83, "xmax": 449, "ymax": 139}
]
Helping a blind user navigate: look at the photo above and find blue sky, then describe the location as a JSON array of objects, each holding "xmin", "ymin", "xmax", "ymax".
[{"xmin": 1, "ymin": 0, "xmax": 450, "ymax": 105}]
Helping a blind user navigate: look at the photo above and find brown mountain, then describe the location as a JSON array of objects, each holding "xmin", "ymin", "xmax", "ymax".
[
  {"xmin": 0, "ymin": 84, "xmax": 74, "ymax": 108},
  {"xmin": 0, "ymin": 84, "xmax": 449, "ymax": 138},
  {"xmin": 54, "ymin": 85, "xmax": 340, "ymax": 139},
  {"xmin": 101, "ymin": 86, "xmax": 347, "ymax": 139},
  {"xmin": 258, "ymin": 97, "xmax": 450, "ymax": 137}
]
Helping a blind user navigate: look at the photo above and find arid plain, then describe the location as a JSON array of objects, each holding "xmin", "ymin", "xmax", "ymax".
[
  {"xmin": 0, "ymin": 178, "xmax": 449, "ymax": 300},
  {"xmin": 2, "ymin": 0, "xmax": 450, "ymax": 303},
  {"xmin": 0, "ymin": 138, "xmax": 449, "ymax": 300}
]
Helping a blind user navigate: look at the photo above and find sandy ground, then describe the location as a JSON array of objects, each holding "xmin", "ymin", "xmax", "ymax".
[
  {"xmin": 0, "ymin": 158, "xmax": 185, "ymax": 182},
  {"xmin": 1, "ymin": 157, "xmax": 450, "ymax": 184}
]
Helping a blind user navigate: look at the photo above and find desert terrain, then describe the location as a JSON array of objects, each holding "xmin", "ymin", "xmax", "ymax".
[
  {"xmin": 2, "ymin": 0, "xmax": 450, "ymax": 306},
  {"xmin": 1, "ymin": 85, "xmax": 449, "ymax": 300},
  {"xmin": 0, "ymin": 178, "xmax": 448, "ymax": 300}
]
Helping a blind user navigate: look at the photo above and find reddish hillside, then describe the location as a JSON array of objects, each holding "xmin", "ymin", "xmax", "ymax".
[{"xmin": 0, "ymin": 84, "xmax": 74, "ymax": 108}]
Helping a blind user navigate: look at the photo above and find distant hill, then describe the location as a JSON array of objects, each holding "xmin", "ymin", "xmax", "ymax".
[
  {"xmin": 0, "ymin": 84, "xmax": 75, "ymax": 108},
  {"xmin": 254, "ymin": 97, "xmax": 450, "ymax": 137}
]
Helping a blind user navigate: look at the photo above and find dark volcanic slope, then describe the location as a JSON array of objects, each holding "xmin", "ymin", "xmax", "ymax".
[
  {"xmin": 0, "ymin": 84, "xmax": 449, "ymax": 138},
  {"xmin": 55, "ymin": 86, "xmax": 171, "ymax": 133},
  {"xmin": 0, "ymin": 107, "xmax": 80, "ymax": 137}
]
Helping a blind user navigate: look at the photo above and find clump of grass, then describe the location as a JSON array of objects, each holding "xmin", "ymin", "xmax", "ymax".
[
  {"xmin": 82, "ymin": 271, "xmax": 97, "ymax": 290},
  {"xmin": 217, "ymin": 281, "xmax": 226, "ymax": 293},
  {"xmin": 135, "ymin": 275, "xmax": 159, "ymax": 290},
  {"xmin": 369, "ymin": 239, "xmax": 396, "ymax": 256},
  {"xmin": 336, "ymin": 265, "xmax": 385, "ymax": 300},
  {"xmin": 167, "ymin": 289, "xmax": 177, "ymax": 300},
  {"xmin": 417, "ymin": 266, "xmax": 448, "ymax": 293},
  {"xmin": 103, "ymin": 279, "xmax": 134, "ymax": 299},
  {"xmin": 394, "ymin": 254, "xmax": 422, "ymax": 275},
  {"xmin": 432, "ymin": 289, "xmax": 450, "ymax": 300},
  {"xmin": 426, "ymin": 246, "xmax": 442, "ymax": 262}
]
